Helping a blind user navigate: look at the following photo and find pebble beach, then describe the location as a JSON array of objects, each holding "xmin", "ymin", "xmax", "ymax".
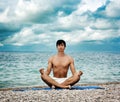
[{"xmin": 0, "ymin": 82, "xmax": 120, "ymax": 102}]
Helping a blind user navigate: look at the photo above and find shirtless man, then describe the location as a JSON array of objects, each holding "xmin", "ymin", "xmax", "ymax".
[{"xmin": 39, "ymin": 39, "xmax": 83, "ymax": 89}]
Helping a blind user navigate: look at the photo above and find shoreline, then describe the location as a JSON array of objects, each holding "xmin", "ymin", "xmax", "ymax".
[
  {"xmin": 0, "ymin": 82, "xmax": 120, "ymax": 102},
  {"xmin": 0, "ymin": 81, "xmax": 120, "ymax": 91}
]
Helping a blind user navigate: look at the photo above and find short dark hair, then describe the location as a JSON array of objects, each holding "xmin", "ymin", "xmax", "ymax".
[{"xmin": 56, "ymin": 39, "xmax": 66, "ymax": 47}]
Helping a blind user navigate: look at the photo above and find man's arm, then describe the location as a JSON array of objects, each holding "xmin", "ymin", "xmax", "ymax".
[
  {"xmin": 45, "ymin": 57, "xmax": 53, "ymax": 75},
  {"xmin": 69, "ymin": 57, "xmax": 76, "ymax": 75}
]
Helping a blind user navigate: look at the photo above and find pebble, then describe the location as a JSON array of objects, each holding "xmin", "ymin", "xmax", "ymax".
[{"xmin": 0, "ymin": 83, "xmax": 120, "ymax": 102}]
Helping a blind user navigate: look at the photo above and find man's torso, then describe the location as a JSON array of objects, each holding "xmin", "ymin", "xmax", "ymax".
[{"xmin": 51, "ymin": 54, "xmax": 71, "ymax": 78}]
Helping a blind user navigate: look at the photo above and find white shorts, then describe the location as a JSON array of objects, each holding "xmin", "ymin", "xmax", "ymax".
[{"xmin": 52, "ymin": 77, "xmax": 68, "ymax": 84}]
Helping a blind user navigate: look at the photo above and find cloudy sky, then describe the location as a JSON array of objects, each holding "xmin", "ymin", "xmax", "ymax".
[{"xmin": 0, "ymin": 0, "xmax": 120, "ymax": 52}]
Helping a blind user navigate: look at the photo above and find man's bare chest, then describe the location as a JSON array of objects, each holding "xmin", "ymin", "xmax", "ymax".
[{"xmin": 52, "ymin": 58, "xmax": 70, "ymax": 67}]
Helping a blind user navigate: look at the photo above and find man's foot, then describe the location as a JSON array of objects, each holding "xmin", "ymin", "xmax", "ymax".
[
  {"xmin": 68, "ymin": 85, "xmax": 72, "ymax": 89},
  {"xmin": 52, "ymin": 85, "xmax": 71, "ymax": 89},
  {"xmin": 39, "ymin": 68, "xmax": 44, "ymax": 75},
  {"xmin": 51, "ymin": 85, "xmax": 55, "ymax": 89},
  {"xmin": 63, "ymin": 85, "xmax": 72, "ymax": 89}
]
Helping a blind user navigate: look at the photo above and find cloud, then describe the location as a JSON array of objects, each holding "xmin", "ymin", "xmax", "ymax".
[
  {"xmin": 0, "ymin": 43, "xmax": 3, "ymax": 46},
  {"xmin": 4, "ymin": 25, "xmax": 57, "ymax": 46},
  {"xmin": 0, "ymin": 0, "xmax": 80, "ymax": 36},
  {"xmin": 105, "ymin": 0, "xmax": 120, "ymax": 18},
  {"xmin": 0, "ymin": 0, "xmax": 120, "ymax": 51},
  {"xmin": 75, "ymin": 0, "xmax": 106, "ymax": 14},
  {"xmin": 0, "ymin": 0, "xmax": 80, "ymax": 23},
  {"xmin": 5, "ymin": 23, "xmax": 119, "ymax": 46}
]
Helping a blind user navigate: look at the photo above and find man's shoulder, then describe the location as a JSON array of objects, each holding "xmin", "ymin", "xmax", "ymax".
[
  {"xmin": 66, "ymin": 54, "xmax": 74, "ymax": 60},
  {"xmin": 48, "ymin": 55, "xmax": 56, "ymax": 61}
]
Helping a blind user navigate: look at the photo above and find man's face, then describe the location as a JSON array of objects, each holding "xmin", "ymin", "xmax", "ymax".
[{"xmin": 57, "ymin": 43, "xmax": 65, "ymax": 52}]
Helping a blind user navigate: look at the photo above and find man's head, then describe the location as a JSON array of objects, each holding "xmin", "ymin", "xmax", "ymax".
[
  {"xmin": 56, "ymin": 39, "xmax": 66, "ymax": 47},
  {"xmin": 56, "ymin": 40, "xmax": 66, "ymax": 52}
]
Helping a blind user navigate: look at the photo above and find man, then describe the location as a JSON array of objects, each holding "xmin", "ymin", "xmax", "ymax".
[{"xmin": 39, "ymin": 39, "xmax": 83, "ymax": 89}]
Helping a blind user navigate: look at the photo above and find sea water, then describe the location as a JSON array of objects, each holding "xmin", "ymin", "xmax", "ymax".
[{"xmin": 0, "ymin": 51, "xmax": 120, "ymax": 88}]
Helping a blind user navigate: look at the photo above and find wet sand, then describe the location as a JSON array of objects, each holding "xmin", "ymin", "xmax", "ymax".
[{"xmin": 0, "ymin": 82, "xmax": 120, "ymax": 102}]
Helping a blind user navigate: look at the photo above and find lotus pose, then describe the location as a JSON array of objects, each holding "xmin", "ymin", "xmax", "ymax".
[{"xmin": 39, "ymin": 39, "xmax": 83, "ymax": 89}]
